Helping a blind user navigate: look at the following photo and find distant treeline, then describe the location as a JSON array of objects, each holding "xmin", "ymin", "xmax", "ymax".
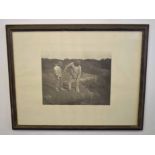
[{"xmin": 42, "ymin": 58, "xmax": 111, "ymax": 75}]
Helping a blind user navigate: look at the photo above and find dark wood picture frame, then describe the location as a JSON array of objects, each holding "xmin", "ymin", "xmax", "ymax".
[{"xmin": 6, "ymin": 24, "xmax": 149, "ymax": 130}]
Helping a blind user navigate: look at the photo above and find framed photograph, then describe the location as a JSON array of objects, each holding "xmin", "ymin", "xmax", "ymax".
[{"xmin": 6, "ymin": 24, "xmax": 149, "ymax": 130}]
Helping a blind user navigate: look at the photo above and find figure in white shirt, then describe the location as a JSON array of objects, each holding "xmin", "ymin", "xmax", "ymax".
[
  {"xmin": 54, "ymin": 61, "xmax": 64, "ymax": 92},
  {"xmin": 64, "ymin": 60, "xmax": 81, "ymax": 93}
]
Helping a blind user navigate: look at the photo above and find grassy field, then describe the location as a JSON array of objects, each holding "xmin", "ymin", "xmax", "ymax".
[{"xmin": 42, "ymin": 58, "xmax": 111, "ymax": 105}]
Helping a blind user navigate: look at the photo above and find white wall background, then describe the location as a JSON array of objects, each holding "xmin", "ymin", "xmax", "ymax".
[{"xmin": 0, "ymin": 19, "xmax": 154, "ymax": 135}]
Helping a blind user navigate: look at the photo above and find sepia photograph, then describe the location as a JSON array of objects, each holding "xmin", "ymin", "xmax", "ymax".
[{"xmin": 42, "ymin": 58, "xmax": 111, "ymax": 105}]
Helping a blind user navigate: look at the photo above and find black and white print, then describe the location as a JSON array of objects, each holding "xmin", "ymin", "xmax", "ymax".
[{"xmin": 42, "ymin": 58, "xmax": 111, "ymax": 105}]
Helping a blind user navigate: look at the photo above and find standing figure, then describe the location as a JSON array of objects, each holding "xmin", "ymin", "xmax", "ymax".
[
  {"xmin": 54, "ymin": 61, "xmax": 64, "ymax": 92},
  {"xmin": 64, "ymin": 60, "xmax": 81, "ymax": 93}
]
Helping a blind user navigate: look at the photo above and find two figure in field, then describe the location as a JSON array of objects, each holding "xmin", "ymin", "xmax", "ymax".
[{"xmin": 54, "ymin": 61, "xmax": 81, "ymax": 93}]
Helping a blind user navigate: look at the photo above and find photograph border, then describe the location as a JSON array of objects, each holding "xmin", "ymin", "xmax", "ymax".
[{"xmin": 6, "ymin": 24, "xmax": 149, "ymax": 130}]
